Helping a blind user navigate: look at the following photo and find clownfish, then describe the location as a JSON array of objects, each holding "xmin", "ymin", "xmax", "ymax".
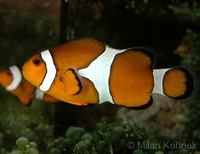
[
  {"xmin": 0, "ymin": 65, "xmax": 59, "ymax": 105},
  {"xmin": 22, "ymin": 38, "xmax": 195, "ymax": 109}
]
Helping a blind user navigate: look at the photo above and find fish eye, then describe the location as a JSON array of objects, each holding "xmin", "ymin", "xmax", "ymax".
[{"xmin": 32, "ymin": 59, "xmax": 41, "ymax": 66}]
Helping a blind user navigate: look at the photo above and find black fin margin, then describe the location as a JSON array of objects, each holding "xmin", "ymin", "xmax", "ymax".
[
  {"xmin": 124, "ymin": 96, "xmax": 153, "ymax": 110},
  {"xmin": 170, "ymin": 66, "xmax": 194, "ymax": 100},
  {"xmin": 24, "ymin": 100, "xmax": 32, "ymax": 107},
  {"xmin": 67, "ymin": 68, "xmax": 82, "ymax": 95},
  {"xmin": 125, "ymin": 47, "xmax": 156, "ymax": 68}
]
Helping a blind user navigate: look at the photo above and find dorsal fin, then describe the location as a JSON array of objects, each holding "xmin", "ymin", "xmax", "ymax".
[
  {"xmin": 125, "ymin": 47, "xmax": 155, "ymax": 68},
  {"xmin": 70, "ymin": 37, "xmax": 105, "ymax": 50}
]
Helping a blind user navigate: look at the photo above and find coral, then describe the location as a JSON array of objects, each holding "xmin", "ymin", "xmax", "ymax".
[
  {"xmin": 9, "ymin": 137, "xmax": 39, "ymax": 154},
  {"xmin": 5, "ymin": 117, "xmax": 196, "ymax": 154},
  {"xmin": 45, "ymin": 117, "xmax": 148, "ymax": 154}
]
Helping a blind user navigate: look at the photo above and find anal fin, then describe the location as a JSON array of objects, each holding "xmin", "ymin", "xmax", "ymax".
[
  {"xmin": 126, "ymin": 96, "xmax": 153, "ymax": 110},
  {"xmin": 18, "ymin": 96, "xmax": 32, "ymax": 106},
  {"xmin": 69, "ymin": 101, "xmax": 88, "ymax": 106}
]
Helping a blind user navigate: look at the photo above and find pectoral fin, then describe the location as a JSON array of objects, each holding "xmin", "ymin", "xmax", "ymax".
[{"xmin": 60, "ymin": 68, "xmax": 82, "ymax": 95}]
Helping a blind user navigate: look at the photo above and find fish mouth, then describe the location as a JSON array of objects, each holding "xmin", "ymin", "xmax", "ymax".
[
  {"xmin": 21, "ymin": 66, "xmax": 24, "ymax": 71},
  {"xmin": 21, "ymin": 64, "xmax": 27, "ymax": 71},
  {"xmin": 21, "ymin": 65, "xmax": 26, "ymax": 75}
]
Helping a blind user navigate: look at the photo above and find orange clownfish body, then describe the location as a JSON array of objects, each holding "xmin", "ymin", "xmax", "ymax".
[
  {"xmin": 0, "ymin": 65, "xmax": 59, "ymax": 105},
  {"xmin": 22, "ymin": 38, "xmax": 195, "ymax": 109}
]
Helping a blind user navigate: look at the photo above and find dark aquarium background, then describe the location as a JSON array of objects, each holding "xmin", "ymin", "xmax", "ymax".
[{"xmin": 0, "ymin": 0, "xmax": 199, "ymax": 153}]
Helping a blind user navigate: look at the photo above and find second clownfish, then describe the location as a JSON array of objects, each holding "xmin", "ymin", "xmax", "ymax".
[
  {"xmin": 22, "ymin": 38, "xmax": 195, "ymax": 109},
  {"xmin": 0, "ymin": 65, "xmax": 59, "ymax": 105}
]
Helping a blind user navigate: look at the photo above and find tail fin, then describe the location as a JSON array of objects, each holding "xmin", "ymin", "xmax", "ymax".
[{"xmin": 153, "ymin": 67, "xmax": 194, "ymax": 100}]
